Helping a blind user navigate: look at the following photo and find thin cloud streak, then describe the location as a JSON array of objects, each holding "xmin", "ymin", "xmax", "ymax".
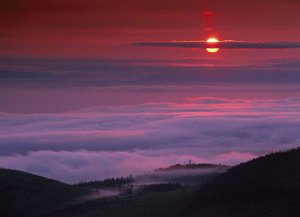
[{"xmin": 133, "ymin": 41, "xmax": 300, "ymax": 49}]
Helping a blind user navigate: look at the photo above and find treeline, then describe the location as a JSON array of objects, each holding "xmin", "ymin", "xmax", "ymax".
[
  {"xmin": 155, "ymin": 163, "xmax": 228, "ymax": 172},
  {"xmin": 74, "ymin": 175, "xmax": 134, "ymax": 189}
]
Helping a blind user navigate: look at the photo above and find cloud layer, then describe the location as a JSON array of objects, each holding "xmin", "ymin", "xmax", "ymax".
[
  {"xmin": 1, "ymin": 97, "xmax": 300, "ymax": 182},
  {"xmin": 134, "ymin": 41, "xmax": 300, "ymax": 49}
]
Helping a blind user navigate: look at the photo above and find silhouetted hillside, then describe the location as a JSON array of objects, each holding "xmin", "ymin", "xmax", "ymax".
[
  {"xmin": 0, "ymin": 168, "xmax": 86, "ymax": 217},
  {"xmin": 185, "ymin": 148, "xmax": 300, "ymax": 217}
]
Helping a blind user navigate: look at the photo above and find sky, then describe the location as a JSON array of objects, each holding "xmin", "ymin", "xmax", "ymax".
[{"xmin": 0, "ymin": 0, "xmax": 300, "ymax": 183}]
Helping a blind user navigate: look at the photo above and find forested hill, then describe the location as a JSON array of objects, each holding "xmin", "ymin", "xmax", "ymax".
[
  {"xmin": 0, "ymin": 168, "xmax": 86, "ymax": 217},
  {"xmin": 185, "ymin": 148, "xmax": 300, "ymax": 217}
]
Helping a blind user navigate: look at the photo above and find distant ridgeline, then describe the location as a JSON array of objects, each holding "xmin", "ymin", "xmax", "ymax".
[
  {"xmin": 154, "ymin": 163, "xmax": 230, "ymax": 172},
  {"xmin": 75, "ymin": 175, "xmax": 134, "ymax": 189}
]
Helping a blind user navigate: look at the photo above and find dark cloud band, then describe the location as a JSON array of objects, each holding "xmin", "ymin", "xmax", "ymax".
[{"xmin": 133, "ymin": 41, "xmax": 300, "ymax": 49}]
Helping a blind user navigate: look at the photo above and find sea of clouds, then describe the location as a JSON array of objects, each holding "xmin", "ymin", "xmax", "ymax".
[{"xmin": 0, "ymin": 97, "xmax": 300, "ymax": 183}]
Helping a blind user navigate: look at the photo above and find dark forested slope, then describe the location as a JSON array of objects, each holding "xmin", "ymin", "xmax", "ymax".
[
  {"xmin": 185, "ymin": 148, "xmax": 300, "ymax": 217},
  {"xmin": 0, "ymin": 168, "xmax": 86, "ymax": 217}
]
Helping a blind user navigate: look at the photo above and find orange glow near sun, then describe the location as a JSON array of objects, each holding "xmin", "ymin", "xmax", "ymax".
[{"xmin": 206, "ymin": 38, "xmax": 219, "ymax": 53}]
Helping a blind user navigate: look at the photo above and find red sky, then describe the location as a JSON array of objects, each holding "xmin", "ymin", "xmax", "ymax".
[
  {"xmin": 1, "ymin": 0, "xmax": 300, "ymax": 58},
  {"xmin": 0, "ymin": 0, "xmax": 300, "ymax": 112}
]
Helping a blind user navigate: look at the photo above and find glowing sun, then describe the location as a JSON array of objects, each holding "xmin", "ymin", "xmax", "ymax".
[{"xmin": 206, "ymin": 38, "xmax": 219, "ymax": 53}]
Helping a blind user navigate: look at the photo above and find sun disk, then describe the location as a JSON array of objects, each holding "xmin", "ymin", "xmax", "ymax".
[{"xmin": 206, "ymin": 38, "xmax": 220, "ymax": 53}]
